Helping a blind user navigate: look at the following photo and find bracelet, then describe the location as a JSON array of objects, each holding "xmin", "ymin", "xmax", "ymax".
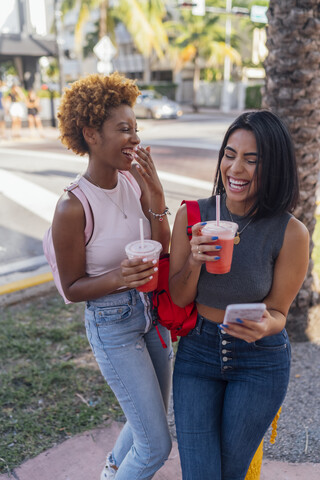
[{"xmin": 148, "ymin": 206, "xmax": 171, "ymax": 222}]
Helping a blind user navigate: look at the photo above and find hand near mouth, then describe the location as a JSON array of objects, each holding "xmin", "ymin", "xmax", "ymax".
[{"xmin": 133, "ymin": 145, "xmax": 163, "ymax": 196}]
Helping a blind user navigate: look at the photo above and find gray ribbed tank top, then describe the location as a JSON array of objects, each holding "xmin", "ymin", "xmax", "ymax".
[{"xmin": 196, "ymin": 195, "xmax": 292, "ymax": 310}]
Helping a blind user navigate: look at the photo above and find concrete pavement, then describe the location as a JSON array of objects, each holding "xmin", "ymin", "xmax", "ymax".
[{"xmin": 0, "ymin": 421, "xmax": 319, "ymax": 480}]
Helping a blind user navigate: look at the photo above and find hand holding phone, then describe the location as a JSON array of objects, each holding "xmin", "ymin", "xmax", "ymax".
[{"xmin": 223, "ymin": 303, "xmax": 266, "ymax": 325}]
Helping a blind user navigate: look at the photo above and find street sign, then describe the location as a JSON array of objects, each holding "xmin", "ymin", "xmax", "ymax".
[
  {"xmin": 97, "ymin": 61, "xmax": 113, "ymax": 75},
  {"xmin": 250, "ymin": 5, "xmax": 268, "ymax": 24},
  {"xmin": 93, "ymin": 36, "xmax": 116, "ymax": 62},
  {"xmin": 192, "ymin": 0, "xmax": 205, "ymax": 16}
]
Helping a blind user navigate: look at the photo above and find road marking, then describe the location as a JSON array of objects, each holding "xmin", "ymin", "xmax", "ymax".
[
  {"xmin": 0, "ymin": 255, "xmax": 48, "ymax": 276},
  {"xmin": 158, "ymin": 171, "xmax": 211, "ymax": 190},
  {"xmin": 0, "ymin": 168, "xmax": 59, "ymax": 223},
  {"xmin": 147, "ymin": 139, "xmax": 220, "ymax": 151},
  {"xmin": 0, "ymin": 147, "xmax": 86, "ymax": 164}
]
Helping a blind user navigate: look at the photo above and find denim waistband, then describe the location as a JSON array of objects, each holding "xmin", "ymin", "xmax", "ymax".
[
  {"xmin": 193, "ymin": 314, "xmax": 221, "ymax": 335},
  {"xmin": 86, "ymin": 288, "xmax": 140, "ymax": 308}
]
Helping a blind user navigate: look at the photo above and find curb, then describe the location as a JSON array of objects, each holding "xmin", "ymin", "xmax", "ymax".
[
  {"xmin": 0, "ymin": 273, "xmax": 56, "ymax": 307},
  {"xmin": 0, "ymin": 272, "xmax": 53, "ymax": 295}
]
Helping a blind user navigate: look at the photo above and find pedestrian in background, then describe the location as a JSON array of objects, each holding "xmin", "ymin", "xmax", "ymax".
[
  {"xmin": 169, "ymin": 110, "xmax": 309, "ymax": 480},
  {"xmin": 26, "ymin": 89, "xmax": 44, "ymax": 137},
  {"xmin": 51, "ymin": 72, "xmax": 172, "ymax": 480},
  {"xmin": 8, "ymin": 84, "xmax": 25, "ymax": 138}
]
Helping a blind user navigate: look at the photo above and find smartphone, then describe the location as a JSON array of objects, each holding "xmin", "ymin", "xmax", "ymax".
[{"xmin": 223, "ymin": 303, "xmax": 266, "ymax": 325}]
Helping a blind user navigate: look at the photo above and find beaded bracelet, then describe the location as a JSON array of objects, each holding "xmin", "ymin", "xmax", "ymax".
[{"xmin": 148, "ymin": 206, "xmax": 171, "ymax": 222}]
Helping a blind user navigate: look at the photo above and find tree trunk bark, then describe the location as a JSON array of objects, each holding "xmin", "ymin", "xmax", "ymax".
[{"xmin": 263, "ymin": 0, "xmax": 320, "ymax": 341}]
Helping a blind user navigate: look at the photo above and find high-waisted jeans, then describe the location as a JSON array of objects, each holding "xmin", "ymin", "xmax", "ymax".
[
  {"xmin": 85, "ymin": 289, "xmax": 173, "ymax": 480},
  {"xmin": 173, "ymin": 314, "xmax": 291, "ymax": 480}
]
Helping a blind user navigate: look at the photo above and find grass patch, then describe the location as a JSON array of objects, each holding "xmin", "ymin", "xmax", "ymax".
[{"xmin": 0, "ymin": 294, "xmax": 122, "ymax": 475}]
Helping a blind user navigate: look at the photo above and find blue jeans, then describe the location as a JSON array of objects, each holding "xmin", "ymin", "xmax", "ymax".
[
  {"xmin": 85, "ymin": 289, "xmax": 173, "ymax": 480},
  {"xmin": 173, "ymin": 315, "xmax": 291, "ymax": 480}
]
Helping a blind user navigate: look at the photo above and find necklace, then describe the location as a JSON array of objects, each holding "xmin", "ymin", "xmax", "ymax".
[
  {"xmin": 84, "ymin": 172, "xmax": 128, "ymax": 219},
  {"xmin": 226, "ymin": 205, "xmax": 253, "ymax": 245}
]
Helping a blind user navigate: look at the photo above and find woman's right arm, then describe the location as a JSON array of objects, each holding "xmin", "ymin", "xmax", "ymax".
[
  {"xmin": 169, "ymin": 204, "xmax": 219, "ymax": 307},
  {"xmin": 52, "ymin": 193, "xmax": 157, "ymax": 302}
]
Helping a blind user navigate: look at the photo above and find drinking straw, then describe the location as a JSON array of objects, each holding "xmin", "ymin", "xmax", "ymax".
[
  {"xmin": 216, "ymin": 194, "xmax": 220, "ymax": 226},
  {"xmin": 139, "ymin": 218, "xmax": 144, "ymax": 249}
]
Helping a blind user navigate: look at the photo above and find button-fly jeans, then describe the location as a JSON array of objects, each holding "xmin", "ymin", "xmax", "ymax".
[
  {"xmin": 173, "ymin": 314, "xmax": 291, "ymax": 480},
  {"xmin": 85, "ymin": 289, "xmax": 173, "ymax": 480}
]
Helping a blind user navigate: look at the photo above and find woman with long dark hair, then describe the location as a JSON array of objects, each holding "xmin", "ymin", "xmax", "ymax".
[{"xmin": 169, "ymin": 110, "xmax": 309, "ymax": 480}]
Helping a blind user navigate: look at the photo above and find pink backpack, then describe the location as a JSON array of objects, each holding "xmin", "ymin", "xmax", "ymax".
[{"xmin": 43, "ymin": 180, "xmax": 93, "ymax": 304}]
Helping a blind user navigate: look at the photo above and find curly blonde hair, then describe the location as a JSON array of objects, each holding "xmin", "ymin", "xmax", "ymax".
[{"xmin": 57, "ymin": 72, "xmax": 140, "ymax": 155}]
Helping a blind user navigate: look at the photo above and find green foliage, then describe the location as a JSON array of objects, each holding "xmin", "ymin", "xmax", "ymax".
[
  {"xmin": 0, "ymin": 294, "xmax": 122, "ymax": 475},
  {"xmin": 245, "ymin": 84, "xmax": 262, "ymax": 109}
]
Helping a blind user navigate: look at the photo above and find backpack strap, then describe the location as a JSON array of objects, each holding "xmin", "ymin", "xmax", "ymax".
[
  {"xmin": 65, "ymin": 182, "xmax": 93, "ymax": 245},
  {"xmin": 181, "ymin": 200, "xmax": 201, "ymax": 239}
]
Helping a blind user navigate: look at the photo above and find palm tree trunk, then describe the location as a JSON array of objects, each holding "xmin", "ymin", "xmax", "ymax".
[{"xmin": 263, "ymin": 0, "xmax": 320, "ymax": 341}]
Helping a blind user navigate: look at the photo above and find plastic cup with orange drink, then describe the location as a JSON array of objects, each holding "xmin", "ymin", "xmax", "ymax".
[
  {"xmin": 201, "ymin": 221, "xmax": 238, "ymax": 274},
  {"xmin": 125, "ymin": 218, "xmax": 162, "ymax": 292}
]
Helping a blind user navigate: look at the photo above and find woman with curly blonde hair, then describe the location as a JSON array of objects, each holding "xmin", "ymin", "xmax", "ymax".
[{"xmin": 51, "ymin": 72, "xmax": 172, "ymax": 479}]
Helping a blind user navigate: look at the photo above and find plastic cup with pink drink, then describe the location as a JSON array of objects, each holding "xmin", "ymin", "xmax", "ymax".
[
  {"xmin": 201, "ymin": 220, "xmax": 238, "ymax": 274},
  {"xmin": 125, "ymin": 239, "xmax": 162, "ymax": 292}
]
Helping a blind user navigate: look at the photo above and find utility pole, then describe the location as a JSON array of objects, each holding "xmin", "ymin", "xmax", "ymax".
[
  {"xmin": 220, "ymin": 0, "xmax": 232, "ymax": 113},
  {"xmin": 54, "ymin": 0, "xmax": 64, "ymax": 95}
]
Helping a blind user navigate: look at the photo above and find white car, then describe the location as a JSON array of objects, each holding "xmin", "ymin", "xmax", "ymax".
[{"xmin": 134, "ymin": 90, "xmax": 183, "ymax": 119}]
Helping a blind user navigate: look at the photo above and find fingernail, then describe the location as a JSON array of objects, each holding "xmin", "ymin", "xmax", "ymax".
[
  {"xmin": 201, "ymin": 222, "xmax": 207, "ymax": 225},
  {"xmin": 149, "ymin": 275, "xmax": 153, "ymax": 279},
  {"xmin": 211, "ymin": 236, "xmax": 218, "ymax": 240},
  {"xmin": 236, "ymin": 318, "xmax": 244, "ymax": 324},
  {"xmin": 143, "ymin": 258, "xmax": 148, "ymax": 262},
  {"xmin": 154, "ymin": 267, "xmax": 158, "ymax": 272},
  {"xmin": 218, "ymin": 324, "xmax": 229, "ymax": 329},
  {"xmin": 152, "ymin": 259, "xmax": 157, "ymax": 264},
  {"xmin": 214, "ymin": 256, "xmax": 220, "ymax": 260},
  {"xmin": 215, "ymin": 246, "xmax": 222, "ymax": 250}
]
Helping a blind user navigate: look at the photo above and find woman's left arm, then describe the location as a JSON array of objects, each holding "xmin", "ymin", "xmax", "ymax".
[
  {"xmin": 130, "ymin": 146, "xmax": 170, "ymax": 253},
  {"xmin": 224, "ymin": 217, "xmax": 309, "ymax": 342}
]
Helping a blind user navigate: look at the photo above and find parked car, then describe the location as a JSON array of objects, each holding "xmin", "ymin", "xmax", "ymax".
[{"xmin": 134, "ymin": 90, "xmax": 183, "ymax": 119}]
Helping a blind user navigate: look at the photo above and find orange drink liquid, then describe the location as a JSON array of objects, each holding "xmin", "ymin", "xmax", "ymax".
[
  {"xmin": 137, "ymin": 260, "xmax": 159, "ymax": 292},
  {"xmin": 201, "ymin": 221, "xmax": 238, "ymax": 274},
  {"xmin": 125, "ymin": 239, "xmax": 162, "ymax": 292}
]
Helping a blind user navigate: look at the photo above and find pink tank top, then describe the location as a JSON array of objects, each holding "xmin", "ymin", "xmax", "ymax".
[{"xmin": 78, "ymin": 172, "xmax": 151, "ymax": 277}]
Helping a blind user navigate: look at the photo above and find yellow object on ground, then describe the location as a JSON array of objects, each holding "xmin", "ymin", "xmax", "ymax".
[
  {"xmin": 245, "ymin": 407, "xmax": 282, "ymax": 480},
  {"xmin": 0, "ymin": 272, "xmax": 53, "ymax": 295}
]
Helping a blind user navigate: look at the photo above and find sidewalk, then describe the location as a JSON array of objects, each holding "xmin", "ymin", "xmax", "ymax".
[{"xmin": 0, "ymin": 420, "xmax": 319, "ymax": 480}]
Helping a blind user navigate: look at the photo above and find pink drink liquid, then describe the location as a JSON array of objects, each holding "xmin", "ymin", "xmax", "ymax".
[
  {"xmin": 137, "ymin": 260, "xmax": 159, "ymax": 292},
  {"xmin": 205, "ymin": 238, "xmax": 234, "ymax": 274},
  {"xmin": 201, "ymin": 221, "xmax": 238, "ymax": 275}
]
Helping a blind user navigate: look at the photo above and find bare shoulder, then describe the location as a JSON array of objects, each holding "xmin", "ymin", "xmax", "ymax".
[
  {"xmin": 53, "ymin": 190, "xmax": 84, "ymax": 224},
  {"xmin": 285, "ymin": 216, "xmax": 309, "ymax": 245}
]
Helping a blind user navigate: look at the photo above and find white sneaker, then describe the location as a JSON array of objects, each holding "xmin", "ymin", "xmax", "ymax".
[{"xmin": 100, "ymin": 452, "xmax": 117, "ymax": 480}]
